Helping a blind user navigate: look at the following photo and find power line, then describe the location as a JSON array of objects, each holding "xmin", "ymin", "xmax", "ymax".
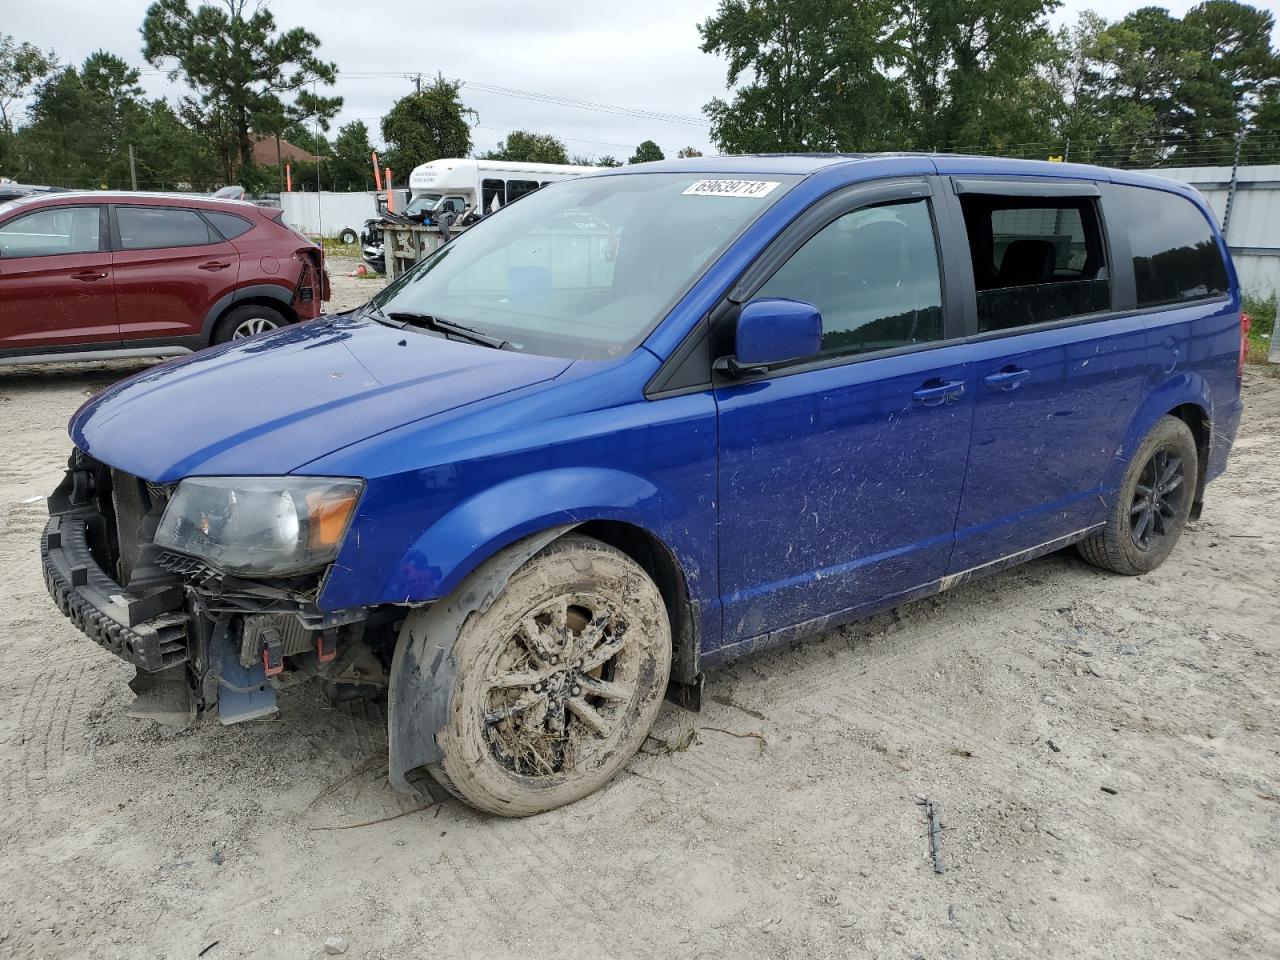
[{"xmin": 136, "ymin": 68, "xmax": 708, "ymax": 127}]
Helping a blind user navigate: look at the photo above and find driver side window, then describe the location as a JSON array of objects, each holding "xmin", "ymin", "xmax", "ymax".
[
  {"xmin": 756, "ymin": 198, "xmax": 944, "ymax": 360},
  {"xmin": 0, "ymin": 205, "xmax": 102, "ymax": 258}
]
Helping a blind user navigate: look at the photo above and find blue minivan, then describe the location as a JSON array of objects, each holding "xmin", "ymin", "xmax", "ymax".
[{"xmin": 42, "ymin": 154, "xmax": 1246, "ymax": 815}]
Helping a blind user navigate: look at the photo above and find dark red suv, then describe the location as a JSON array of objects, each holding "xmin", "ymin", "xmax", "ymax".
[{"xmin": 0, "ymin": 192, "xmax": 329, "ymax": 365}]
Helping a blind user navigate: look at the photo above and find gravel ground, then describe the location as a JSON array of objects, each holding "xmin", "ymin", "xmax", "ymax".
[{"xmin": 1, "ymin": 284, "xmax": 1278, "ymax": 958}]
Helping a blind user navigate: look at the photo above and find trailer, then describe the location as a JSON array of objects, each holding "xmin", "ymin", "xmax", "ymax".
[{"xmin": 279, "ymin": 191, "xmax": 381, "ymax": 243}]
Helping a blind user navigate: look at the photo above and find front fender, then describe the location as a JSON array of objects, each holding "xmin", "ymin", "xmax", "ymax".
[
  {"xmin": 1108, "ymin": 370, "xmax": 1213, "ymax": 492},
  {"xmin": 374, "ymin": 467, "xmax": 679, "ymax": 606},
  {"xmin": 387, "ymin": 525, "xmax": 572, "ymax": 792}
]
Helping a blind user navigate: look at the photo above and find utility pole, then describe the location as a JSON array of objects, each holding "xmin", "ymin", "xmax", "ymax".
[
  {"xmin": 1222, "ymin": 131, "xmax": 1244, "ymax": 239},
  {"xmin": 128, "ymin": 144, "xmax": 137, "ymax": 191}
]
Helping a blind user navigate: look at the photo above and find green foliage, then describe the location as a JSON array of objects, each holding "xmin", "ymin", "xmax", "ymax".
[
  {"xmin": 698, "ymin": 0, "xmax": 1280, "ymax": 163},
  {"xmin": 329, "ymin": 121, "xmax": 374, "ymax": 190},
  {"xmin": 482, "ymin": 130, "xmax": 569, "ymax": 164},
  {"xmin": 676, "ymin": 146, "xmax": 704, "ymax": 158},
  {"xmin": 142, "ymin": 0, "xmax": 340, "ymax": 179},
  {"xmin": 595, "ymin": 155, "xmax": 623, "ymax": 167},
  {"xmin": 1244, "ymin": 293, "xmax": 1278, "ymax": 364},
  {"xmin": 699, "ymin": 0, "xmax": 910, "ymax": 152},
  {"xmin": 8, "ymin": 50, "xmax": 218, "ymax": 188},
  {"xmin": 380, "ymin": 76, "xmax": 475, "ymax": 175},
  {"xmin": 628, "ymin": 140, "xmax": 665, "ymax": 163}
]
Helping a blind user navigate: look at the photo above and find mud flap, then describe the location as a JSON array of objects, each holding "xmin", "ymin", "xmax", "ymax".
[
  {"xmin": 126, "ymin": 665, "xmax": 196, "ymax": 727},
  {"xmin": 387, "ymin": 525, "xmax": 574, "ymax": 795},
  {"xmin": 209, "ymin": 619, "xmax": 278, "ymax": 724}
]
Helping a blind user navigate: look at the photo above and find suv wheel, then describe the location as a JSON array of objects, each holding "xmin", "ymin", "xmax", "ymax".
[
  {"xmin": 213, "ymin": 304, "xmax": 288, "ymax": 344},
  {"xmin": 1077, "ymin": 415, "xmax": 1199, "ymax": 575},
  {"xmin": 428, "ymin": 534, "xmax": 671, "ymax": 816}
]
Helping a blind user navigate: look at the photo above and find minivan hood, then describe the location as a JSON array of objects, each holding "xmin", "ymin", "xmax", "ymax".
[{"xmin": 70, "ymin": 314, "xmax": 572, "ymax": 482}]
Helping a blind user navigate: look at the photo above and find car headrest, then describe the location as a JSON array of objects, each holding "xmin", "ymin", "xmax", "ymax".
[{"xmin": 1000, "ymin": 238, "xmax": 1057, "ymax": 287}]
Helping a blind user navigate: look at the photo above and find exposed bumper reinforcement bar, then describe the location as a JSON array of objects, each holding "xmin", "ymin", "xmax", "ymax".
[{"xmin": 41, "ymin": 514, "xmax": 188, "ymax": 672}]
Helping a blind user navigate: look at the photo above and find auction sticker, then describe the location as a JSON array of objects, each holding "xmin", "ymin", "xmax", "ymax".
[{"xmin": 683, "ymin": 179, "xmax": 781, "ymax": 198}]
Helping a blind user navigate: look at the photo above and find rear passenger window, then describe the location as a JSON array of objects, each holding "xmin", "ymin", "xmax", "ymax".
[
  {"xmin": 481, "ymin": 178, "xmax": 506, "ymax": 212},
  {"xmin": 1109, "ymin": 186, "xmax": 1229, "ymax": 307},
  {"xmin": 205, "ymin": 211, "xmax": 253, "ymax": 240},
  {"xmin": 756, "ymin": 198, "xmax": 944, "ymax": 359},
  {"xmin": 508, "ymin": 180, "xmax": 540, "ymax": 201},
  {"xmin": 959, "ymin": 194, "xmax": 1111, "ymax": 332},
  {"xmin": 116, "ymin": 206, "xmax": 217, "ymax": 250}
]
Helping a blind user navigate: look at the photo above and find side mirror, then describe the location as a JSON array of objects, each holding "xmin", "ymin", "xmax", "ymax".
[{"xmin": 720, "ymin": 298, "xmax": 822, "ymax": 377}]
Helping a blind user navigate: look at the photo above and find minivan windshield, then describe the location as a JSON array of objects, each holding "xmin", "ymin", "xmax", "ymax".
[{"xmin": 368, "ymin": 172, "xmax": 798, "ymax": 359}]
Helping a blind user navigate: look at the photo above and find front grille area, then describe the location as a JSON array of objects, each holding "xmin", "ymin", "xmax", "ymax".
[{"xmin": 107, "ymin": 470, "xmax": 171, "ymax": 586}]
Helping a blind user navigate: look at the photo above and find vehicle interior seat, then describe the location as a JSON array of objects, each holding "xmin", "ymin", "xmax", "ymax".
[{"xmin": 999, "ymin": 238, "xmax": 1058, "ymax": 288}]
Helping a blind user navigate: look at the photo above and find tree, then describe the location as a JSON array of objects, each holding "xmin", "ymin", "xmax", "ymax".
[
  {"xmin": 329, "ymin": 120, "xmax": 373, "ymax": 190},
  {"xmin": 699, "ymin": 0, "xmax": 907, "ymax": 153},
  {"xmin": 892, "ymin": 0, "xmax": 1061, "ymax": 152},
  {"xmin": 596, "ymin": 155, "xmax": 623, "ymax": 167},
  {"xmin": 13, "ymin": 50, "xmax": 217, "ymax": 189},
  {"xmin": 628, "ymin": 139, "xmax": 665, "ymax": 163},
  {"xmin": 482, "ymin": 130, "xmax": 569, "ymax": 163},
  {"xmin": 0, "ymin": 34, "xmax": 55, "ymax": 136},
  {"xmin": 380, "ymin": 75, "xmax": 475, "ymax": 174},
  {"xmin": 142, "ymin": 0, "xmax": 341, "ymax": 179},
  {"xmin": 0, "ymin": 34, "xmax": 56, "ymax": 170},
  {"xmin": 676, "ymin": 146, "xmax": 704, "ymax": 158}
]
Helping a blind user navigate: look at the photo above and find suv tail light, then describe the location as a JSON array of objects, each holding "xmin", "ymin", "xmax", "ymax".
[{"xmin": 1239, "ymin": 311, "xmax": 1251, "ymax": 376}]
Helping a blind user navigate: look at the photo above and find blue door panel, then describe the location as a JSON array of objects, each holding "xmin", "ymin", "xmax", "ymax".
[
  {"xmin": 715, "ymin": 348, "xmax": 973, "ymax": 642},
  {"xmin": 949, "ymin": 313, "xmax": 1148, "ymax": 572}
]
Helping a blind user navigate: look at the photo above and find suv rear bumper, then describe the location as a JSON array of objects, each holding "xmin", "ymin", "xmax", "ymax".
[{"xmin": 41, "ymin": 514, "xmax": 188, "ymax": 672}]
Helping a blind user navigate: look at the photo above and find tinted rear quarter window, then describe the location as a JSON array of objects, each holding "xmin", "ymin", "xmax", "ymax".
[
  {"xmin": 1110, "ymin": 185, "xmax": 1229, "ymax": 307},
  {"xmin": 205, "ymin": 210, "xmax": 254, "ymax": 240},
  {"xmin": 116, "ymin": 206, "xmax": 217, "ymax": 250}
]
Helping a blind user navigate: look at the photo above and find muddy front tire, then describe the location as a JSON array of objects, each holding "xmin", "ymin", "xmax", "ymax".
[{"xmin": 428, "ymin": 534, "xmax": 671, "ymax": 817}]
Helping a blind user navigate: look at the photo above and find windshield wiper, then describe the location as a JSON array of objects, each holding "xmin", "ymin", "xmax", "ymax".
[{"xmin": 364, "ymin": 304, "xmax": 509, "ymax": 350}]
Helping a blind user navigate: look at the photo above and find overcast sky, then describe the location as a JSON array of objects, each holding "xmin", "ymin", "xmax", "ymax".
[{"xmin": 6, "ymin": 0, "xmax": 1275, "ymax": 161}]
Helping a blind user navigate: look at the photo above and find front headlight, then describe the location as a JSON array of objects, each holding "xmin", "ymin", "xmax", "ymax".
[{"xmin": 154, "ymin": 477, "xmax": 363, "ymax": 576}]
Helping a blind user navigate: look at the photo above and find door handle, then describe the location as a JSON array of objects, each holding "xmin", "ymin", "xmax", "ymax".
[
  {"xmin": 982, "ymin": 368, "xmax": 1032, "ymax": 390},
  {"xmin": 71, "ymin": 270, "xmax": 108, "ymax": 282},
  {"xmin": 912, "ymin": 379, "xmax": 966, "ymax": 406},
  {"xmin": 198, "ymin": 260, "xmax": 232, "ymax": 271}
]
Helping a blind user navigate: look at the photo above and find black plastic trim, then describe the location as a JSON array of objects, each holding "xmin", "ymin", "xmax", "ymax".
[
  {"xmin": 952, "ymin": 177, "xmax": 1102, "ymax": 198},
  {"xmin": 42, "ymin": 514, "xmax": 189, "ymax": 672}
]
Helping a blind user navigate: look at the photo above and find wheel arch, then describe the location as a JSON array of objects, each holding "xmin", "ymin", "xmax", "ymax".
[
  {"xmin": 201, "ymin": 284, "xmax": 298, "ymax": 345},
  {"xmin": 1168, "ymin": 401, "xmax": 1211, "ymax": 518},
  {"xmin": 1112, "ymin": 373, "xmax": 1214, "ymax": 505}
]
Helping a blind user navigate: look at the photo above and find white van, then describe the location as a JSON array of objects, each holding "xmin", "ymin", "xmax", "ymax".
[{"xmin": 407, "ymin": 158, "xmax": 602, "ymax": 216}]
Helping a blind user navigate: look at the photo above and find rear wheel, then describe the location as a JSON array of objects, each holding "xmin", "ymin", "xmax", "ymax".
[
  {"xmin": 213, "ymin": 303, "xmax": 288, "ymax": 344},
  {"xmin": 428, "ymin": 534, "xmax": 671, "ymax": 816},
  {"xmin": 338, "ymin": 227, "xmax": 358, "ymax": 245},
  {"xmin": 1077, "ymin": 415, "xmax": 1198, "ymax": 575}
]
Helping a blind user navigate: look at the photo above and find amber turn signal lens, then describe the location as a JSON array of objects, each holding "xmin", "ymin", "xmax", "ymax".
[{"xmin": 305, "ymin": 488, "xmax": 359, "ymax": 549}]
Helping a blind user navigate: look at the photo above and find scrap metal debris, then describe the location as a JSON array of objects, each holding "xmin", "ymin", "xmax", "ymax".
[{"xmin": 917, "ymin": 798, "xmax": 945, "ymax": 874}]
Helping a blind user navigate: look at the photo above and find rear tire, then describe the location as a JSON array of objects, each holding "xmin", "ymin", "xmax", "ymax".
[
  {"xmin": 338, "ymin": 228, "xmax": 358, "ymax": 245},
  {"xmin": 212, "ymin": 303, "xmax": 288, "ymax": 344},
  {"xmin": 1077, "ymin": 415, "xmax": 1198, "ymax": 575},
  {"xmin": 428, "ymin": 534, "xmax": 671, "ymax": 816}
]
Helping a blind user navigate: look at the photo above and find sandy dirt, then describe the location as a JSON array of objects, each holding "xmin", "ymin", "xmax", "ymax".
[{"xmin": 1, "ymin": 277, "xmax": 1278, "ymax": 958}]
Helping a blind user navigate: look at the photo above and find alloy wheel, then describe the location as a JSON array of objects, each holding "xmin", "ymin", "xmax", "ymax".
[
  {"xmin": 483, "ymin": 595, "xmax": 636, "ymax": 777},
  {"xmin": 1130, "ymin": 446, "xmax": 1186, "ymax": 550},
  {"xmin": 232, "ymin": 317, "xmax": 279, "ymax": 339}
]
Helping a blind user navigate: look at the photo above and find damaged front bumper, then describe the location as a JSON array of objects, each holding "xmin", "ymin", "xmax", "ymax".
[
  {"xmin": 41, "ymin": 513, "xmax": 188, "ymax": 671},
  {"xmin": 41, "ymin": 452, "xmax": 392, "ymax": 726}
]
